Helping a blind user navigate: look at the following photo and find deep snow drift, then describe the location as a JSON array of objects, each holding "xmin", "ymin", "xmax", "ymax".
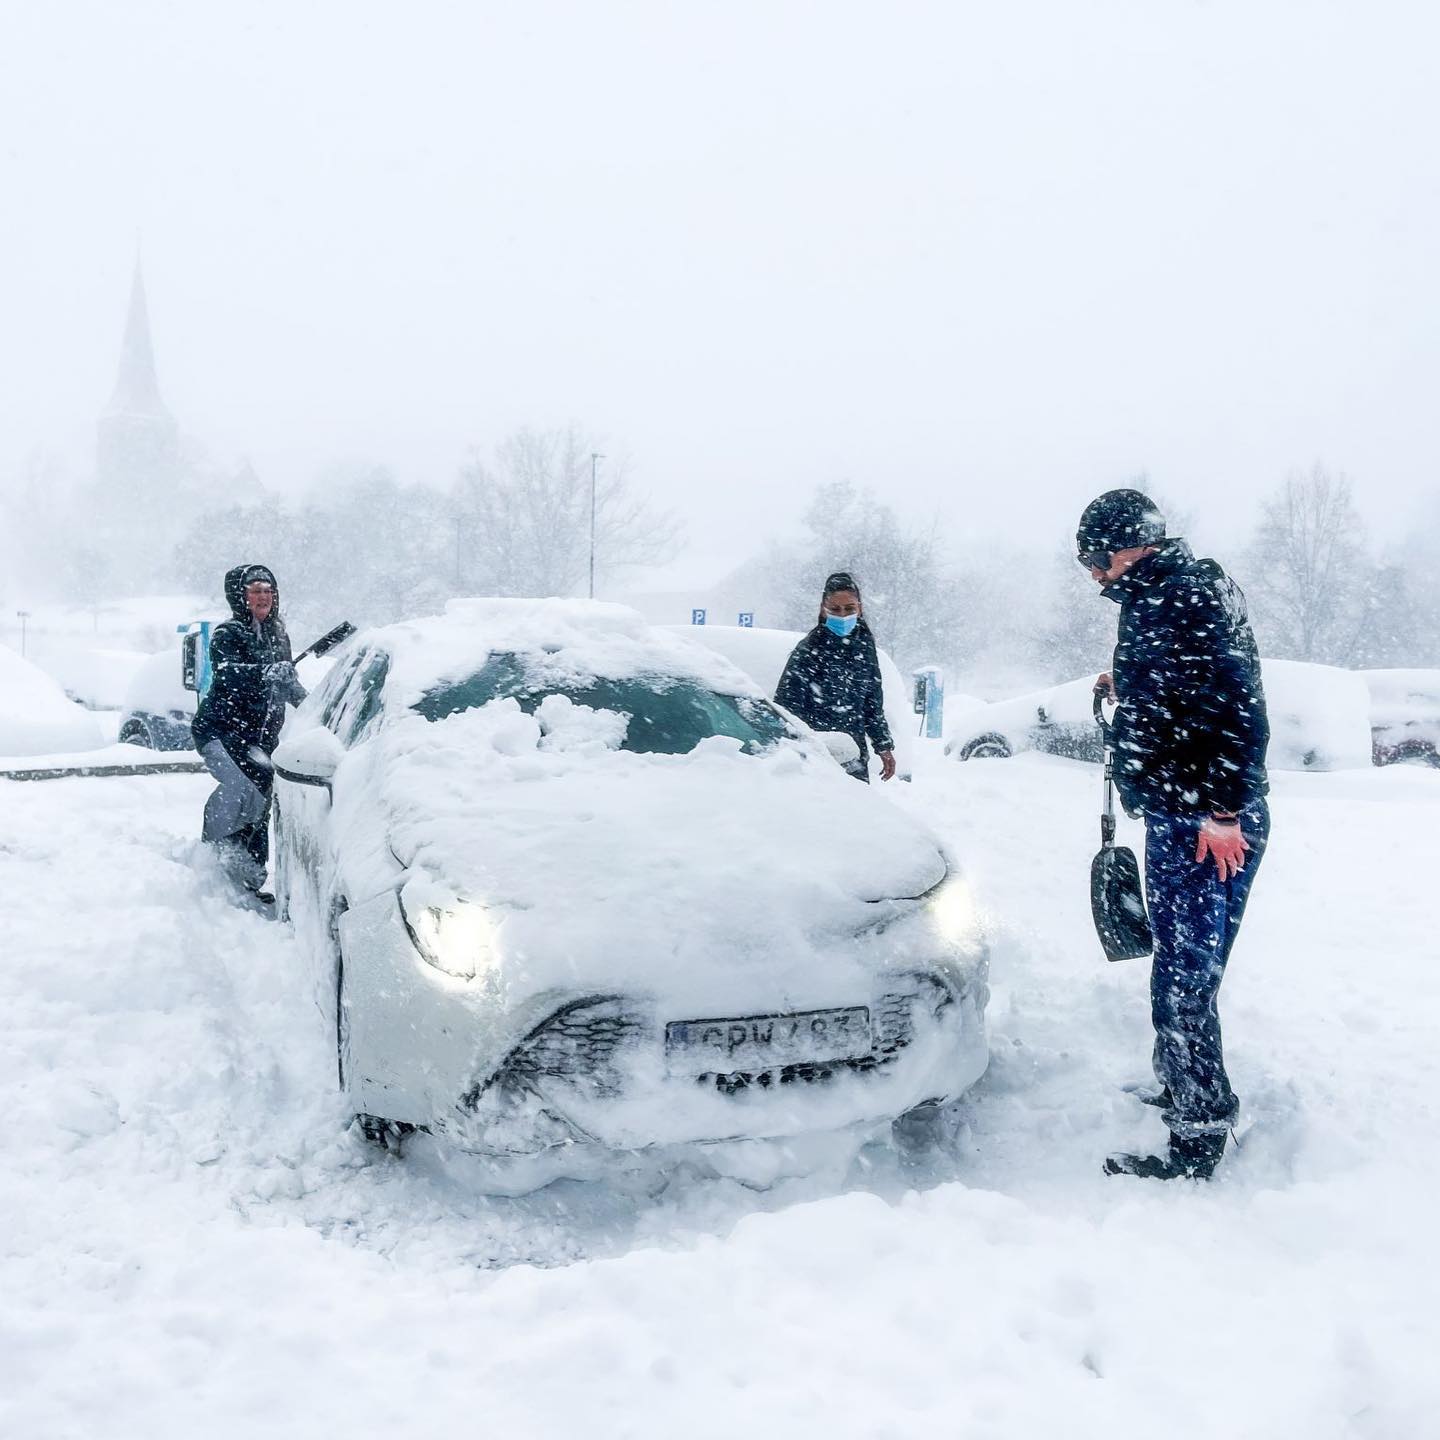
[{"xmin": 1, "ymin": 750, "xmax": 1437, "ymax": 1438}]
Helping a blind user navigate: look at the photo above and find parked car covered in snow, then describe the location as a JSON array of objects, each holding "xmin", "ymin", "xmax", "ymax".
[
  {"xmin": 945, "ymin": 659, "xmax": 1373, "ymax": 772},
  {"xmin": 117, "ymin": 648, "xmax": 197, "ymax": 750},
  {"xmin": 272, "ymin": 600, "xmax": 989, "ymax": 1175},
  {"xmin": 1363, "ymin": 669, "xmax": 1440, "ymax": 768},
  {"xmin": 0, "ymin": 644, "xmax": 106, "ymax": 757},
  {"xmin": 670, "ymin": 623, "xmax": 917, "ymax": 780}
]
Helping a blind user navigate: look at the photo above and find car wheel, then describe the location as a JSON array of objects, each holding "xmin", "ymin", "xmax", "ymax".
[
  {"xmin": 354, "ymin": 1114, "xmax": 418, "ymax": 1154},
  {"xmin": 959, "ymin": 734, "xmax": 1012, "ymax": 761},
  {"xmin": 119, "ymin": 718, "xmax": 154, "ymax": 748},
  {"xmin": 892, "ymin": 1097, "xmax": 966, "ymax": 1156}
]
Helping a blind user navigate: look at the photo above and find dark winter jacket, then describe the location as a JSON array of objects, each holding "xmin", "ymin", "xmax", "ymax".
[
  {"xmin": 1105, "ymin": 538, "xmax": 1269, "ymax": 816},
  {"xmin": 191, "ymin": 565, "xmax": 306, "ymax": 784},
  {"xmin": 775, "ymin": 622, "xmax": 895, "ymax": 765}
]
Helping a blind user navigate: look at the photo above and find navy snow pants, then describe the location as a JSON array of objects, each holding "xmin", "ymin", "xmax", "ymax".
[{"xmin": 1144, "ymin": 800, "xmax": 1270, "ymax": 1139}]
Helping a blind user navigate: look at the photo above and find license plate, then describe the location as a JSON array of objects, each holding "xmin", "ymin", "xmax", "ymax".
[{"xmin": 665, "ymin": 1006, "xmax": 873, "ymax": 1072}]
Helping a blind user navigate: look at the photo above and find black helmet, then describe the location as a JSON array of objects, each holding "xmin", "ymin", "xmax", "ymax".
[{"xmin": 1076, "ymin": 489, "xmax": 1166, "ymax": 555}]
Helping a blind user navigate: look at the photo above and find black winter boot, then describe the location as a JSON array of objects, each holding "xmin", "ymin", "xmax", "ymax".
[{"xmin": 1104, "ymin": 1129, "xmax": 1227, "ymax": 1181}]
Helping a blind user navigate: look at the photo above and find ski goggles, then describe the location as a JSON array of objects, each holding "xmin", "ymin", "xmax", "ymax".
[{"xmin": 1076, "ymin": 550, "xmax": 1113, "ymax": 572}]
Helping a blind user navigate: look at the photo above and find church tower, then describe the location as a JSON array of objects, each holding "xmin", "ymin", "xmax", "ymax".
[{"xmin": 97, "ymin": 256, "xmax": 179, "ymax": 493}]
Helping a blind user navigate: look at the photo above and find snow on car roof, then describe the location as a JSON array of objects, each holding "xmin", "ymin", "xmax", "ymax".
[
  {"xmin": 370, "ymin": 598, "xmax": 764, "ymax": 709},
  {"xmin": 0, "ymin": 642, "xmax": 106, "ymax": 758}
]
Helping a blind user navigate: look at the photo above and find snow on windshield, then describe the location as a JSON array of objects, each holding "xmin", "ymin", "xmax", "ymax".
[{"xmin": 412, "ymin": 655, "xmax": 792, "ymax": 757}]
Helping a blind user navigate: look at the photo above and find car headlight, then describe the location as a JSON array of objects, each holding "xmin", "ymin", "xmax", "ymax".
[
  {"xmin": 399, "ymin": 878, "xmax": 496, "ymax": 980},
  {"xmin": 929, "ymin": 871, "xmax": 983, "ymax": 948}
]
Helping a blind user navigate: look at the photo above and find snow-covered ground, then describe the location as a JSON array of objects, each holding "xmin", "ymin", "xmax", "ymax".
[{"xmin": 2, "ymin": 750, "xmax": 1437, "ymax": 1437}]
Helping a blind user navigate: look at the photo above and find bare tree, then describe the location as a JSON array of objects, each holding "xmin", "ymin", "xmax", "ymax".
[
  {"xmin": 454, "ymin": 426, "xmax": 680, "ymax": 598},
  {"xmin": 734, "ymin": 481, "xmax": 961, "ymax": 671},
  {"xmin": 1028, "ymin": 548, "xmax": 1117, "ymax": 682},
  {"xmin": 1243, "ymin": 465, "xmax": 1369, "ymax": 664}
]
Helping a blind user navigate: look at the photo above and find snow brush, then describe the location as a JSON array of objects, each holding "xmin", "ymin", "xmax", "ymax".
[
  {"xmin": 295, "ymin": 621, "xmax": 357, "ymax": 663},
  {"xmin": 1090, "ymin": 690, "xmax": 1153, "ymax": 962}
]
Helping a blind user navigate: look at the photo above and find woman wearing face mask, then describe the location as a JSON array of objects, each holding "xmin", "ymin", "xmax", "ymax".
[{"xmin": 775, "ymin": 571, "xmax": 897, "ymax": 782}]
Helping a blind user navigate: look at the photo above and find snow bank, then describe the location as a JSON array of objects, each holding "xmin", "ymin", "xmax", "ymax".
[
  {"xmin": 4, "ymin": 744, "xmax": 1439, "ymax": 1438},
  {"xmin": 0, "ymin": 643, "xmax": 105, "ymax": 756}
]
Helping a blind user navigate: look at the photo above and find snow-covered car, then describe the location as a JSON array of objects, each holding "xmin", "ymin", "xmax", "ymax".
[
  {"xmin": 1363, "ymin": 669, "xmax": 1440, "ymax": 768},
  {"xmin": 670, "ymin": 624, "xmax": 917, "ymax": 779},
  {"xmin": 0, "ymin": 643, "xmax": 106, "ymax": 757},
  {"xmin": 272, "ymin": 600, "xmax": 989, "ymax": 1175},
  {"xmin": 946, "ymin": 659, "xmax": 1373, "ymax": 771},
  {"xmin": 944, "ymin": 675, "xmax": 1103, "ymax": 764},
  {"xmin": 117, "ymin": 648, "xmax": 197, "ymax": 750}
]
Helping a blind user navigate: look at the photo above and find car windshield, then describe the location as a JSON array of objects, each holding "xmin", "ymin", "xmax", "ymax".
[{"xmin": 413, "ymin": 653, "xmax": 794, "ymax": 756}]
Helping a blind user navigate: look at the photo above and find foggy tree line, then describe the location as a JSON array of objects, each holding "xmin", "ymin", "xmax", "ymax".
[
  {"xmin": 168, "ymin": 426, "xmax": 679, "ymax": 641},
  {"xmin": 5, "ymin": 432, "xmax": 1437, "ymax": 686},
  {"xmin": 726, "ymin": 467, "xmax": 1440, "ymax": 687}
]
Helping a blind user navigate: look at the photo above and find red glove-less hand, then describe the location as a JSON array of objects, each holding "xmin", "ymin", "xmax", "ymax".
[{"xmin": 1196, "ymin": 817, "xmax": 1249, "ymax": 880}]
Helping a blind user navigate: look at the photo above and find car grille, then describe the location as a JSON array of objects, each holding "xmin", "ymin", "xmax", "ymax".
[
  {"xmin": 700, "ymin": 977, "xmax": 951, "ymax": 1095},
  {"xmin": 476, "ymin": 977, "xmax": 953, "ymax": 1104},
  {"xmin": 488, "ymin": 997, "xmax": 645, "ymax": 1099}
]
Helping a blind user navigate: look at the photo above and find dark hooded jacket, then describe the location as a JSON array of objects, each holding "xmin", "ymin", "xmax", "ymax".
[
  {"xmin": 775, "ymin": 620, "xmax": 894, "ymax": 766},
  {"xmin": 191, "ymin": 565, "xmax": 305, "ymax": 783},
  {"xmin": 1105, "ymin": 538, "xmax": 1269, "ymax": 816}
]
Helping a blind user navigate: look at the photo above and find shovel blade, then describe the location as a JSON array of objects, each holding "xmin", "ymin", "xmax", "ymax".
[{"xmin": 1090, "ymin": 845, "xmax": 1153, "ymax": 961}]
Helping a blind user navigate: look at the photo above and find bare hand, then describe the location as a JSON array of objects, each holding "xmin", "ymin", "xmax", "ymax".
[
  {"xmin": 878, "ymin": 749, "xmax": 897, "ymax": 782},
  {"xmin": 1195, "ymin": 818, "xmax": 1248, "ymax": 880},
  {"xmin": 1093, "ymin": 672, "xmax": 1116, "ymax": 700}
]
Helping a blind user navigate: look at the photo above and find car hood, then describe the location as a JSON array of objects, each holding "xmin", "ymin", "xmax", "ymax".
[{"xmin": 369, "ymin": 710, "xmax": 948, "ymax": 1010}]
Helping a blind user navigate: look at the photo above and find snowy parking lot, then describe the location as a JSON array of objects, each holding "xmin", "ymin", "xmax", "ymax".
[{"xmin": 3, "ymin": 751, "xmax": 1437, "ymax": 1438}]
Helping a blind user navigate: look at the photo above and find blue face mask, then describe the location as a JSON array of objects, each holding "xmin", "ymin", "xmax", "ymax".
[{"xmin": 824, "ymin": 613, "xmax": 859, "ymax": 638}]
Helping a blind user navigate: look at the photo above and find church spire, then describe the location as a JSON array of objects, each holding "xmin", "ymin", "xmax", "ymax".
[{"xmin": 105, "ymin": 254, "xmax": 170, "ymax": 420}]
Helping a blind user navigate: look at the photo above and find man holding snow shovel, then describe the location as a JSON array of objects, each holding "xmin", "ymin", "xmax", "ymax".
[{"xmin": 1077, "ymin": 490, "xmax": 1270, "ymax": 1181}]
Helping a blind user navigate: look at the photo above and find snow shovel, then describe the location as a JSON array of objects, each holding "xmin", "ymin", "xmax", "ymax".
[{"xmin": 1090, "ymin": 691, "xmax": 1153, "ymax": 962}]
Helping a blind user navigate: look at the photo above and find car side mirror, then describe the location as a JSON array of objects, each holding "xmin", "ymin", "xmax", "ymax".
[
  {"xmin": 273, "ymin": 727, "xmax": 344, "ymax": 789},
  {"xmin": 817, "ymin": 731, "xmax": 862, "ymax": 769}
]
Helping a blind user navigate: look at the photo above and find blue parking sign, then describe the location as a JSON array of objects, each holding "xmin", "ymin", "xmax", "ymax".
[
  {"xmin": 691, "ymin": 608, "xmax": 707, "ymax": 625},
  {"xmin": 738, "ymin": 612, "xmax": 754, "ymax": 628}
]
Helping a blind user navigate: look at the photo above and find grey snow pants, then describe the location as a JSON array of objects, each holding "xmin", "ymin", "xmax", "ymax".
[{"xmin": 200, "ymin": 739, "xmax": 271, "ymax": 891}]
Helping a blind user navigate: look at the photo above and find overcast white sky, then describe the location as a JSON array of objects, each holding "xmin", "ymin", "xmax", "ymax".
[{"xmin": 2, "ymin": 0, "xmax": 1437, "ymax": 584}]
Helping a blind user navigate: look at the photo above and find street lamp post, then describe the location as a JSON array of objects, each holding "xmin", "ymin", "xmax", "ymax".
[
  {"xmin": 16, "ymin": 610, "xmax": 30, "ymax": 658},
  {"xmin": 589, "ymin": 452, "xmax": 604, "ymax": 600}
]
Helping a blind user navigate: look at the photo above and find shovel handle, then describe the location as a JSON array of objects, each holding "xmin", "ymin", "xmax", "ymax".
[{"xmin": 1095, "ymin": 688, "xmax": 1118, "ymax": 845}]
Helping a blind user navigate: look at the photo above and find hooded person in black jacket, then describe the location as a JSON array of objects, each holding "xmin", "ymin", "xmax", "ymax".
[
  {"xmin": 775, "ymin": 572, "xmax": 897, "ymax": 782},
  {"xmin": 1076, "ymin": 490, "xmax": 1270, "ymax": 1181},
  {"xmin": 191, "ymin": 564, "xmax": 307, "ymax": 898}
]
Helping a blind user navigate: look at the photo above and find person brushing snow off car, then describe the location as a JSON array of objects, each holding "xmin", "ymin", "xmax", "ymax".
[
  {"xmin": 191, "ymin": 564, "xmax": 307, "ymax": 903},
  {"xmin": 775, "ymin": 571, "xmax": 897, "ymax": 782},
  {"xmin": 1078, "ymin": 490, "xmax": 1270, "ymax": 1181}
]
